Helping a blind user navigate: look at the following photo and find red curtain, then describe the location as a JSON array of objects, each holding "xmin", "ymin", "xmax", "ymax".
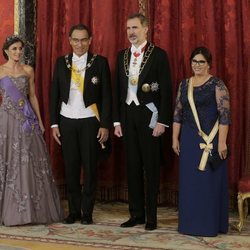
[
  {"xmin": 147, "ymin": 0, "xmax": 250, "ymax": 197},
  {"xmin": 36, "ymin": 0, "xmax": 139, "ymax": 198},
  {"xmin": 0, "ymin": 1, "xmax": 14, "ymax": 65},
  {"xmin": 36, "ymin": 0, "xmax": 250, "ymax": 204}
]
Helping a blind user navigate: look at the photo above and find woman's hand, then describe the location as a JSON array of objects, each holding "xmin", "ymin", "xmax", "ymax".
[
  {"xmin": 39, "ymin": 120, "xmax": 45, "ymax": 134},
  {"xmin": 172, "ymin": 138, "xmax": 180, "ymax": 156},
  {"xmin": 218, "ymin": 142, "xmax": 228, "ymax": 159}
]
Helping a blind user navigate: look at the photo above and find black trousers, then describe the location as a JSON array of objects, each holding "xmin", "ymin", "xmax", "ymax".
[
  {"xmin": 124, "ymin": 103, "xmax": 161, "ymax": 223},
  {"xmin": 59, "ymin": 116, "xmax": 99, "ymax": 217}
]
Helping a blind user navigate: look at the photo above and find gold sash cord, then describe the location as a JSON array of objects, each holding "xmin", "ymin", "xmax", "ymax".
[
  {"xmin": 72, "ymin": 64, "xmax": 100, "ymax": 121},
  {"xmin": 188, "ymin": 77, "xmax": 219, "ymax": 171}
]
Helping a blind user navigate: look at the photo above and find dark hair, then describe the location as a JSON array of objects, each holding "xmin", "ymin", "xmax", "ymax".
[
  {"xmin": 127, "ymin": 13, "xmax": 148, "ymax": 27},
  {"xmin": 189, "ymin": 46, "xmax": 212, "ymax": 67},
  {"xmin": 69, "ymin": 24, "xmax": 92, "ymax": 38},
  {"xmin": 2, "ymin": 35, "xmax": 25, "ymax": 60}
]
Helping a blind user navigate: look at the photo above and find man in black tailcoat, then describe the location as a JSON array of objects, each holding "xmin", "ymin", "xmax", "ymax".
[
  {"xmin": 50, "ymin": 24, "xmax": 112, "ymax": 225},
  {"xmin": 113, "ymin": 13, "xmax": 172, "ymax": 231}
]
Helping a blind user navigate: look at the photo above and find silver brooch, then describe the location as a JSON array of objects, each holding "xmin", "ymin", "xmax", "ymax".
[
  {"xmin": 91, "ymin": 76, "xmax": 99, "ymax": 85},
  {"xmin": 151, "ymin": 82, "xmax": 159, "ymax": 92}
]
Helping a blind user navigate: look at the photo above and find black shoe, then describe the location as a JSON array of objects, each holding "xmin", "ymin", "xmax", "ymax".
[
  {"xmin": 81, "ymin": 216, "xmax": 93, "ymax": 225},
  {"xmin": 63, "ymin": 214, "xmax": 81, "ymax": 224},
  {"xmin": 145, "ymin": 222, "xmax": 157, "ymax": 231},
  {"xmin": 120, "ymin": 217, "xmax": 145, "ymax": 227}
]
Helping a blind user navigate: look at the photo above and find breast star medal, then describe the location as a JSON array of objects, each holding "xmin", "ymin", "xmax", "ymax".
[{"xmin": 91, "ymin": 76, "xmax": 99, "ymax": 85}]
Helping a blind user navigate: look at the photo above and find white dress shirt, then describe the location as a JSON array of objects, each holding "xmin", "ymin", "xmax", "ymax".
[
  {"xmin": 125, "ymin": 40, "xmax": 147, "ymax": 106},
  {"xmin": 60, "ymin": 52, "xmax": 96, "ymax": 119}
]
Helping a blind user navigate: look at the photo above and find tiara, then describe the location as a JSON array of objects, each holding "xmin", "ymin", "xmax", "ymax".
[{"xmin": 6, "ymin": 34, "xmax": 24, "ymax": 43}]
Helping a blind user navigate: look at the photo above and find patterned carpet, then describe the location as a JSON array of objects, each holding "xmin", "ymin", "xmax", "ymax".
[{"xmin": 0, "ymin": 202, "xmax": 250, "ymax": 250}]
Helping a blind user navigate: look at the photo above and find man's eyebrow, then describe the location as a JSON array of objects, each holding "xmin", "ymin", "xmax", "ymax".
[{"xmin": 127, "ymin": 25, "xmax": 138, "ymax": 29}]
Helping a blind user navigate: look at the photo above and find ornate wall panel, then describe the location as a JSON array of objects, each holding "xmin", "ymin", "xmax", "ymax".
[{"xmin": 14, "ymin": 0, "xmax": 36, "ymax": 66}]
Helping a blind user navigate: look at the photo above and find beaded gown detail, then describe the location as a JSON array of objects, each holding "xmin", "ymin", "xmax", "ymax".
[{"xmin": 0, "ymin": 75, "xmax": 63, "ymax": 226}]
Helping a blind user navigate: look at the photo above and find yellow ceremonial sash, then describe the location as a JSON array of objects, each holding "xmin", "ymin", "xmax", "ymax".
[
  {"xmin": 71, "ymin": 63, "xmax": 100, "ymax": 121},
  {"xmin": 187, "ymin": 77, "xmax": 219, "ymax": 171},
  {"xmin": 72, "ymin": 64, "xmax": 84, "ymax": 93}
]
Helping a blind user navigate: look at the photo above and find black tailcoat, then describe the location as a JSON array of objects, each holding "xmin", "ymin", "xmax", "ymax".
[
  {"xmin": 50, "ymin": 52, "xmax": 111, "ymax": 217},
  {"xmin": 113, "ymin": 43, "xmax": 172, "ymax": 223},
  {"xmin": 50, "ymin": 53, "xmax": 111, "ymax": 128}
]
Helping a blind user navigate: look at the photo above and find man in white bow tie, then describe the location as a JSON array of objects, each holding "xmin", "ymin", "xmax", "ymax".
[
  {"xmin": 50, "ymin": 24, "xmax": 112, "ymax": 225},
  {"xmin": 113, "ymin": 13, "xmax": 172, "ymax": 231}
]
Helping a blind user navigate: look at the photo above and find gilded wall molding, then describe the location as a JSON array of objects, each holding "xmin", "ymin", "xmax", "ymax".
[
  {"xmin": 138, "ymin": 0, "xmax": 151, "ymax": 40},
  {"xmin": 247, "ymin": 86, "xmax": 250, "ymax": 174},
  {"xmin": 138, "ymin": 0, "xmax": 147, "ymax": 16},
  {"xmin": 14, "ymin": 0, "xmax": 36, "ymax": 66},
  {"xmin": 14, "ymin": 0, "xmax": 19, "ymax": 34}
]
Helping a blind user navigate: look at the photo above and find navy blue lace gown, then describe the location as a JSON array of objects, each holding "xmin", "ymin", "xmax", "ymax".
[{"xmin": 173, "ymin": 76, "xmax": 230, "ymax": 236}]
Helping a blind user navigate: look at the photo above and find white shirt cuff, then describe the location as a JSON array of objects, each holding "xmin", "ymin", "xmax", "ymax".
[
  {"xmin": 157, "ymin": 122, "xmax": 169, "ymax": 128},
  {"xmin": 113, "ymin": 122, "xmax": 121, "ymax": 127}
]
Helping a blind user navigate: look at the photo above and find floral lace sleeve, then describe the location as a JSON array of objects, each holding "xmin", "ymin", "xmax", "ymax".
[
  {"xmin": 215, "ymin": 80, "xmax": 231, "ymax": 125},
  {"xmin": 173, "ymin": 82, "xmax": 183, "ymax": 123}
]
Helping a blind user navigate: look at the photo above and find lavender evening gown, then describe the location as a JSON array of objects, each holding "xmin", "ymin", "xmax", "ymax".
[{"xmin": 0, "ymin": 75, "xmax": 63, "ymax": 226}]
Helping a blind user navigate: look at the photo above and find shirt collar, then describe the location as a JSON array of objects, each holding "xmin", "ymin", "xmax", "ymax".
[
  {"xmin": 131, "ymin": 40, "xmax": 147, "ymax": 53},
  {"xmin": 72, "ymin": 52, "xmax": 88, "ymax": 63}
]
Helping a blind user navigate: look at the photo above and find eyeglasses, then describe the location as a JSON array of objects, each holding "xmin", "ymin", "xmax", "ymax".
[
  {"xmin": 191, "ymin": 59, "xmax": 207, "ymax": 66},
  {"xmin": 71, "ymin": 38, "xmax": 89, "ymax": 44}
]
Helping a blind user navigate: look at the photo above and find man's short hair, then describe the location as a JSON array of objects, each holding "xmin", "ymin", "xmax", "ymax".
[
  {"xmin": 69, "ymin": 24, "xmax": 92, "ymax": 38},
  {"xmin": 127, "ymin": 13, "xmax": 148, "ymax": 27}
]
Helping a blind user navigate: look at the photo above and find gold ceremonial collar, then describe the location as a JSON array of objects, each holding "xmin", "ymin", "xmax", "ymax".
[{"xmin": 123, "ymin": 43, "xmax": 155, "ymax": 77}]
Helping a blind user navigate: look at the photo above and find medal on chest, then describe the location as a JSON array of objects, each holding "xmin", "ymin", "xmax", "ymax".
[
  {"xmin": 129, "ymin": 75, "xmax": 139, "ymax": 85},
  {"xmin": 123, "ymin": 43, "xmax": 155, "ymax": 86}
]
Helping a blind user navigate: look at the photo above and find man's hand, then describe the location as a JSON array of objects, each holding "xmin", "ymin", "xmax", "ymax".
[
  {"xmin": 152, "ymin": 123, "xmax": 165, "ymax": 137},
  {"xmin": 97, "ymin": 128, "xmax": 109, "ymax": 144},
  {"xmin": 114, "ymin": 125, "xmax": 123, "ymax": 137},
  {"xmin": 52, "ymin": 127, "xmax": 61, "ymax": 145}
]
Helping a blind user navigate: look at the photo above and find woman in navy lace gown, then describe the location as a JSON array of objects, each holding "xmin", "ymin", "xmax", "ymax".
[
  {"xmin": 0, "ymin": 35, "xmax": 63, "ymax": 226},
  {"xmin": 172, "ymin": 47, "xmax": 230, "ymax": 236}
]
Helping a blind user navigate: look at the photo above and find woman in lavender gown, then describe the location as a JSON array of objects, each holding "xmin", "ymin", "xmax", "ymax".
[
  {"xmin": 0, "ymin": 35, "xmax": 63, "ymax": 226},
  {"xmin": 172, "ymin": 47, "xmax": 230, "ymax": 236}
]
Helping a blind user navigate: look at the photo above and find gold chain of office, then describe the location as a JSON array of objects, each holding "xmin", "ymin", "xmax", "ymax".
[
  {"xmin": 123, "ymin": 43, "xmax": 155, "ymax": 77},
  {"xmin": 65, "ymin": 54, "xmax": 97, "ymax": 73}
]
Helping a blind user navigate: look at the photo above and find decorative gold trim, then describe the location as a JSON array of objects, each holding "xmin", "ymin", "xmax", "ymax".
[
  {"xmin": 138, "ymin": 0, "xmax": 147, "ymax": 16},
  {"xmin": 138, "ymin": 0, "xmax": 151, "ymax": 40},
  {"xmin": 65, "ymin": 54, "xmax": 97, "ymax": 72},
  {"xmin": 123, "ymin": 43, "xmax": 155, "ymax": 78},
  {"xmin": 231, "ymin": 191, "xmax": 250, "ymax": 232},
  {"xmin": 14, "ymin": 0, "xmax": 19, "ymax": 34}
]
